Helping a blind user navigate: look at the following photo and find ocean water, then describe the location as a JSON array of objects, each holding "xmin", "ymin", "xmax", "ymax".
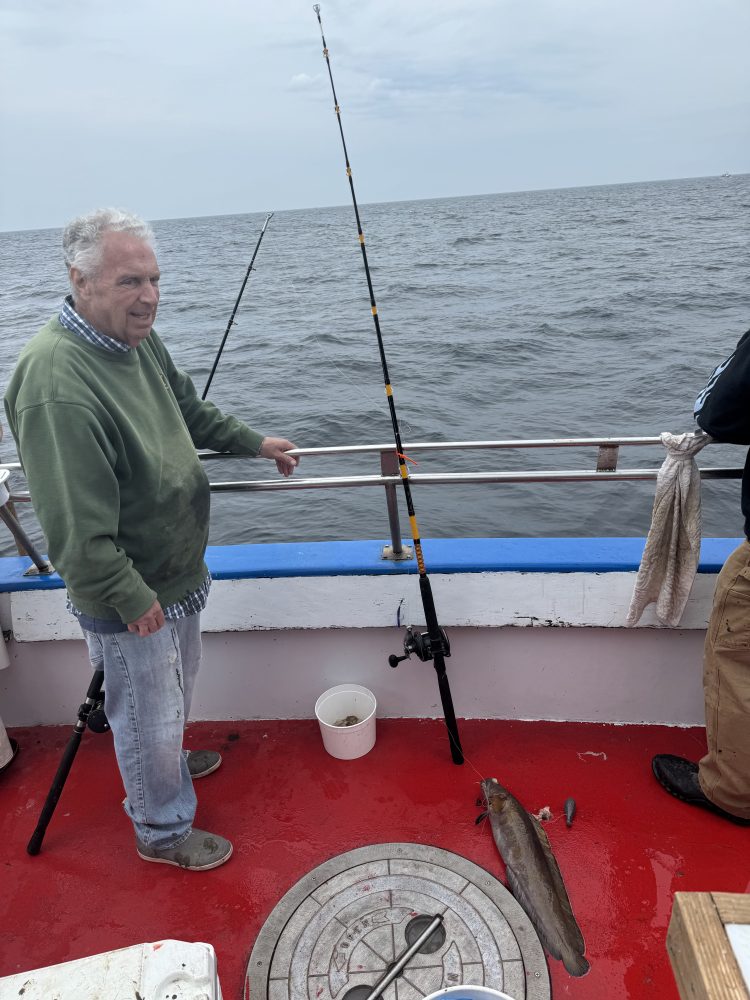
[{"xmin": 1, "ymin": 175, "xmax": 749, "ymax": 557}]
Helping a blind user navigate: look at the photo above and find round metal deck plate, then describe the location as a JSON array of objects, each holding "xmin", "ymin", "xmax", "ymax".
[{"xmin": 246, "ymin": 843, "xmax": 550, "ymax": 1000}]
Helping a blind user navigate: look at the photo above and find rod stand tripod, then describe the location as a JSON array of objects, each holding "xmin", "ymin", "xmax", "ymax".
[
  {"xmin": 0, "ymin": 468, "xmax": 109, "ymax": 853},
  {"xmin": 27, "ymin": 669, "xmax": 109, "ymax": 855}
]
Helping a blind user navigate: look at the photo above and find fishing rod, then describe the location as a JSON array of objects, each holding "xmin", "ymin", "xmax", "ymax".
[
  {"xmin": 202, "ymin": 212, "xmax": 274, "ymax": 400},
  {"xmin": 312, "ymin": 4, "xmax": 463, "ymax": 765}
]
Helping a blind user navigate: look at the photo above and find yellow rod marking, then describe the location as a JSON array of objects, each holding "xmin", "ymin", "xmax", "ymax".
[
  {"xmin": 358, "ymin": 233, "xmax": 365, "ymax": 244},
  {"xmin": 409, "ymin": 514, "xmax": 420, "ymax": 538},
  {"xmin": 371, "ymin": 306, "xmax": 377, "ymax": 315},
  {"xmin": 346, "ymin": 167, "xmax": 352, "ymax": 176},
  {"xmin": 385, "ymin": 385, "xmax": 393, "ymax": 397},
  {"xmin": 399, "ymin": 463, "xmax": 409, "ymax": 479}
]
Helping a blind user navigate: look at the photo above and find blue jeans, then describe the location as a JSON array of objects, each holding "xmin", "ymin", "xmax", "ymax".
[{"xmin": 81, "ymin": 615, "xmax": 202, "ymax": 849}]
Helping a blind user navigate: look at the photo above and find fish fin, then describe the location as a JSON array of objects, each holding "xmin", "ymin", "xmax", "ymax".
[
  {"xmin": 505, "ymin": 863, "xmax": 565, "ymax": 963},
  {"xmin": 528, "ymin": 814, "xmax": 588, "ymax": 971},
  {"xmin": 506, "ymin": 861, "xmax": 590, "ymax": 976},
  {"xmin": 529, "ymin": 817, "xmax": 583, "ymax": 926}
]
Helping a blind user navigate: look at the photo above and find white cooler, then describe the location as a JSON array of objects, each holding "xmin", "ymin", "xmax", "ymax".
[{"xmin": 0, "ymin": 940, "xmax": 221, "ymax": 1000}]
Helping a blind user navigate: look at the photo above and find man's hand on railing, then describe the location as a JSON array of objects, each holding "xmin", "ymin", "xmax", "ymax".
[{"xmin": 259, "ymin": 437, "xmax": 299, "ymax": 477}]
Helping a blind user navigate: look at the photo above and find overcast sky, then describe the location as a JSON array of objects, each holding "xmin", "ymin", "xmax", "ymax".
[{"xmin": 1, "ymin": 0, "xmax": 748, "ymax": 232}]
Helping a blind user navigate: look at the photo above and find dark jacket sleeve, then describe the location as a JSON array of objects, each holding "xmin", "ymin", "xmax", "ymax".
[{"xmin": 694, "ymin": 329, "xmax": 750, "ymax": 444}]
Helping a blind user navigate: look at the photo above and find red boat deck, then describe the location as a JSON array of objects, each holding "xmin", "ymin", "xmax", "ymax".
[{"xmin": 1, "ymin": 717, "xmax": 747, "ymax": 999}]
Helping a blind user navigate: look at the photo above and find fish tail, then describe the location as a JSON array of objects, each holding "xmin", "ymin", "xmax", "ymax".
[{"xmin": 563, "ymin": 950, "xmax": 590, "ymax": 977}]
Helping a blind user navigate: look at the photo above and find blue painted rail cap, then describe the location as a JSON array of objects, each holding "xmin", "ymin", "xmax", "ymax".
[
  {"xmin": 0, "ymin": 555, "xmax": 62, "ymax": 591},
  {"xmin": 203, "ymin": 536, "xmax": 742, "ymax": 579},
  {"xmin": 0, "ymin": 537, "xmax": 741, "ymax": 591}
]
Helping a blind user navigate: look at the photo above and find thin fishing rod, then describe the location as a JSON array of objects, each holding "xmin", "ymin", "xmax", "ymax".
[
  {"xmin": 312, "ymin": 4, "xmax": 463, "ymax": 765},
  {"xmin": 202, "ymin": 212, "xmax": 274, "ymax": 400}
]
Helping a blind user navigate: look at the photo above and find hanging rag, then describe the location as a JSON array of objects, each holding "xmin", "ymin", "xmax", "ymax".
[{"xmin": 627, "ymin": 429, "xmax": 712, "ymax": 627}]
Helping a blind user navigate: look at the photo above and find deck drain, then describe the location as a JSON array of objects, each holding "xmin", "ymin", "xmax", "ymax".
[
  {"xmin": 405, "ymin": 914, "xmax": 446, "ymax": 954},
  {"xmin": 245, "ymin": 842, "xmax": 550, "ymax": 999}
]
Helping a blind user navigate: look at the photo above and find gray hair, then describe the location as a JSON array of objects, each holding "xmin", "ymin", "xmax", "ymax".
[{"xmin": 62, "ymin": 208, "xmax": 155, "ymax": 281}]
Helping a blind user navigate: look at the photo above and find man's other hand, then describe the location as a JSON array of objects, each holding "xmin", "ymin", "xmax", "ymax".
[
  {"xmin": 128, "ymin": 599, "xmax": 165, "ymax": 636},
  {"xmin": 259, "ymin": 437, "xmax": 299, "ymax": 477}
]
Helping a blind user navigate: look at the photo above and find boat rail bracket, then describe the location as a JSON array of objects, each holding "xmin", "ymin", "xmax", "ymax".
[
  {"xmin": 23, "ymin": 561, "xmax": 55, "ymax": 577},
  {"xmin": 381, "ymin": 543, "xmax": 414, "ymax": 561}
]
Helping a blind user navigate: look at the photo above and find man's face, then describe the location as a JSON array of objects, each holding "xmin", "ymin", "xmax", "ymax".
[{"xmin": 70, "ymin": 231, "xmax": 160, "ymax": 348}]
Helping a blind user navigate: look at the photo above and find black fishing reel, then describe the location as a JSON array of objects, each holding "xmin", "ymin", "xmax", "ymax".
[
  {"xmin": 388, "ymin": 625, "xmax": 451, "ymax": 668},
  {"xmin": 87, "ymin": 692, "xmax": 110, "ymax": 734}
]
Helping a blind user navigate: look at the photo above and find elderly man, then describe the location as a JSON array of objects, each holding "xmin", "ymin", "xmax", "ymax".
[{"xmin": 4, "ymin": 208, "xmax": 298, "ymax": 869}]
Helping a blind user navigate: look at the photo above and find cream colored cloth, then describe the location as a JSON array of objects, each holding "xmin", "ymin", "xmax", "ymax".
[{"xmin": 627, "ymin": 430, "xmax": 712, "ymax": 627}]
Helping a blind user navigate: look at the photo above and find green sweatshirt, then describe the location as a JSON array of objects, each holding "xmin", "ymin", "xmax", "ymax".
[{"xmin": 4, "ymin": 317, "xmax": 265, "ymax": 623}]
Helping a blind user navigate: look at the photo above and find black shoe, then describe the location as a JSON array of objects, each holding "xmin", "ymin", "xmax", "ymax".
[
  {"xmin": 651, "ymin": 754, "xmax": 750, "ymax": 827},
  {"xmin": 185, "ymin": 749, "xmax": 222, "ymax": 780}
]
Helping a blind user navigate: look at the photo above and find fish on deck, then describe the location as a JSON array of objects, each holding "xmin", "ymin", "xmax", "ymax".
[{"xmin": 479, "ymin": 776, "xmax": 590, "ymax": 977}]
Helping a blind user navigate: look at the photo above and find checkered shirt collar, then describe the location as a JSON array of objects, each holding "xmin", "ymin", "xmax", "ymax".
[{"xmin": 59, "ymin": 295, "xmax": 131, "ymax": 354}]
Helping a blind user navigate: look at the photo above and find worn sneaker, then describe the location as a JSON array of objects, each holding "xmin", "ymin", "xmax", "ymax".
[
  {"xmin": 651, "ymin": 754, "xmax": 750, "ymax": 826},
  {"xmin": 186, "ymin": 749, "xmax": 222, "ymax": 779},
  {"xmin": 136, "ymin": 828, "xmax": 233, "ymax": 870}
]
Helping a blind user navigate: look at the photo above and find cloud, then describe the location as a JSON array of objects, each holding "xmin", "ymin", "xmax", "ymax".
[
  {"xmin": 0, "ymin": 0, "xmax": 748, "ymax": 231},
  {"xmin": 288, "ymin": 73, "xmax": 323, "ymax": 90}
]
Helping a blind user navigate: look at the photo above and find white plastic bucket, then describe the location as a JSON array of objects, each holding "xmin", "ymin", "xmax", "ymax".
[
  {"xmin": 314, "ymin": 684, "xmax": 377, "ymax": 759},
  {"xmin": 424, "ymin": 988, "xmax": 514, "ymax": 1000}
]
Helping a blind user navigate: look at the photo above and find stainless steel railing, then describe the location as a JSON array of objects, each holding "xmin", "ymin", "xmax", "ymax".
[
  {"xmin": 202, "ymin": 436, "xmax": 741, "ymax": 558},
  {"xmin": 2, "ymin": 437, "xmax": 743, "ymax": 561}
]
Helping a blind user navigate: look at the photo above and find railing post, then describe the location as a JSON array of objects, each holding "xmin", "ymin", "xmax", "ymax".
[
  {"xmin": 380, "ymin": 450, "xmax": 413, "ymax": 561},
  {"xmin": 596, "ymin": 444, "xmax": 620, "ymax": 472}
]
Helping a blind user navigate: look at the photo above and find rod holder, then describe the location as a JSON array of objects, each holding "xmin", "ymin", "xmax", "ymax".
[{"xmin": 0, "ymin": 470, "xmax": 53, "ymax": 574}]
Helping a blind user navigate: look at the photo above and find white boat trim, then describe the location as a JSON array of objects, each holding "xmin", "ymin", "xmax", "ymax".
[{"xmin": 0, "ymin": 536, "xmax": 734, "ymax": 729}]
